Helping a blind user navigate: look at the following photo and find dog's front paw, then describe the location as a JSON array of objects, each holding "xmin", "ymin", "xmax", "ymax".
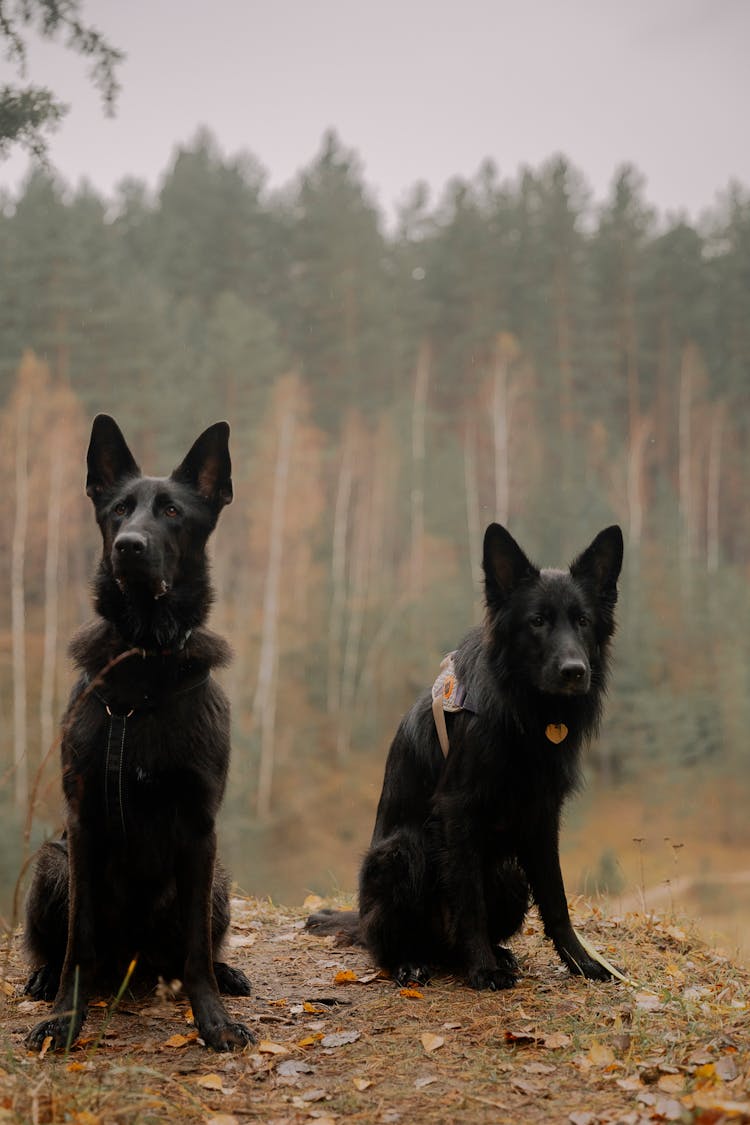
[
  {"xmin": 467, "ymin": 965, "xmax": 517, "ymax": 991},
  {"xmin": 394, "ymin": 963, "xmax": 431, "ymax": 987},
  {"xmin": 199, "ymin": 1018, "xmax": 256, "ymax": 1052},
  {"xmin": 25, "ymin": 1014, "xmax": 83, "ymax": 1053},
  {"xmin": 570, "ymin": 955, "xmax": 614, "ymax": 982}
]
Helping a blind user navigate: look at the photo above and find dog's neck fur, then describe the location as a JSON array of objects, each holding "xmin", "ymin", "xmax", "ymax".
[{"xmin": 454, "ymin": 624, "xmax": 607, "ymax": 749}]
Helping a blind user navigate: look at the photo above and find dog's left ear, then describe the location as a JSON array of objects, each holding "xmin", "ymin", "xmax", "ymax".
[
  {"xmin": 570, "ymin": 525, "xmax": 623, "ymax": 599},
  {"xmin": 171, "ymin": 422, "xmax": 233, "ymax": 509},
  {"xmin": 483, "ymin": 523, "xmax": 539, "ymax": 606},
  {"xmin": 86, "ymin": 414, "xmax": 141, "ymax": 502}
]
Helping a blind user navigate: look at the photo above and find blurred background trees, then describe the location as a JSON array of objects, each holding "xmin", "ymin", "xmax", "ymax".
[{"xmin": 1, "ymin": 130, "xmax": 749, "ymax": 920}]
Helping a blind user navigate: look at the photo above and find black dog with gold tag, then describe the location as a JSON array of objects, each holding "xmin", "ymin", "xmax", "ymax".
[{"xmin": 308, "ymin": 523, "xmax": 623, "ymax": 990}]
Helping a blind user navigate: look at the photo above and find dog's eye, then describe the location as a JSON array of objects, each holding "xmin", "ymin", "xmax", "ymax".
[
  {"xmin": 577, "ymin": 614, "xmax": 589, "ymax": 627},
  {"xmin": 530, "ymin": 614, "xmax": 545, "ymax": 628},
  {"xmin": 113, "ymin": 502, "xmax": 127, "ymax": 517},
  {"xmin": 164, "ymin": 504, "xmax": 179, "ymax": 518}
]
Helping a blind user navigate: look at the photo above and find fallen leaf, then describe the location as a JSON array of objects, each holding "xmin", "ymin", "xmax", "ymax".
[
  {"xmin": 420, "ymin": 1032, "xmax": 444, "ymax": 1053},
  {"xmin": 356, "ymin": 969, "xmax": 383, "ymax": 984},
  {"xmin": 616, "ymin": 1076, "xmax": 643, "ymax": 1092},
  {"xmin": 268, "ymin": 997, "xmax": 288, "ymax": 1008},
  {"xmin": 205, "ymin": 1116, "xmax": 239, "ymax": 1125},
  {"xmin": 196, "ymin": 1074, "xmax": 223, "ymax": 1091},
  {"xmin": 303, "ymin": 894, "xmax": 325, "ymax": 911},
  {"xmin": 321, "ymin": 1030, "xmax": 361, "ymax": 1048},
  {"xmin": 38, "ymin": 1035, "xmax": 53, "ymax": 1059},
  {"xmin": 524, "ymin": 1062, "xmax": 557, "ymax": 1075},
  {"xmin": 303, "ymin": 1001, "xmax": 323, "ymax": 1013},
  {"xmin": 228, "ymin": 933, "xmax": 256, "ymax": 948},
  {"xmin": 569, "ymin": 1113, "xmax": 596, "ymax": 1125},
  {"xmin": 295, "ymin": 1089, "xmax": 327, "ymax": 1103},
  {"xmin": 415, "ymin": 1076, "xmax": 437, "ymax": 1088},
  {"xmin": 257, "ymin": 1040, "xmax": 289, "ymax": 1055},
  {"xmin": 298, "ymin": 1033, "xmax": 324, "ymax": 1048},
  {"xmin": 333, "ymin": 970, "xmax": 358, "ymax": 984},
  {"xmin": 634, "ymin": 991, "xmax": 663, "ymax": 1012},
  {"xmin": 71, "ymin": 1114, "xmax": 102, "ymax": 1125},
  {"xmin": 510, "ymin": 1077, "xmax": 542, "ymax": 1096},
  {"xmin": 694, "ymin": 1063, "xmax": 717, "ymax": 1085},
  {"xmin": 277, "ymin": 1060, "xmax": 315, "ymax": 1079},
  {"xmin": 399, "ymin": 988, "xmax": 424, "ymax": 999},
  {"xmin": 657, "ymin": 1074, "xmax": 685, "ymax": 1094},
  {"xmin": 504, "ymin": 1029, "xmax": 538, "ymax": 1046},
  {"xmin": 687, "ymin": 1092, "xmax": 750, "ymax": 1116},
  {"xmin": 543, "ymin": 1032, "xmax": 572, "ymax": 1050},
  {"xmin": 89, "ymin": 1000, "xmax": 108, "ymax": 1009},
  {"xmin": 587, "ymin": 1040, "xmax": 615, "ymax": 1067},
  {"xmin": 164, "ymin": 1033, "xmax": 192, "ymax": 1048},
  {"xmin": 714, "ymin": 1056, "xmax": 739, "ymax": 1082},
  {"xmin": 66, "ymin": 1062, "xmax": 91, "ymax": 1073},
  {"xmin": 353, "ymin": 1077, "xmax": 373, "ymax": 1091}
]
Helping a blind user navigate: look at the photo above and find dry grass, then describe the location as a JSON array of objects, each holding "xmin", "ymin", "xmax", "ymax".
[{"xmin": 1, "ymin": 896, "xmax": 749, "ymax": 1124}]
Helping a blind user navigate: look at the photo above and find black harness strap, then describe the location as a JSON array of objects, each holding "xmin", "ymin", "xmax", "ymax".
[
  {"xmin": 103, "ymin": 704, "xmax": 134, "ymax": 839},
  {"xmin": 85, "ymin": 659, "xmax": 211, "ymax": 839}
]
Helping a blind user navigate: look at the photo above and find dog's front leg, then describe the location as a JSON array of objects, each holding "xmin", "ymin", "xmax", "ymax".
[
  {"xmin": 519, "ymin": 820, "xmax": 612, "ymax": 981},
  {"xmin": 25, "ymin": 821, "xmax": 95, "ymax": 1052},
  {"xmin": 442, "ymin": 812, "xmax": 516, "ymax": 990},
  {"xmin": 176, "ymin": 829, "xmax": 255, "ymax": 1051}
]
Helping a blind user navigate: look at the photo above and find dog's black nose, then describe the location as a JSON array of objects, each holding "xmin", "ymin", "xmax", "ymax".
[
  {"xmin": 560, "ymin": 660, "xmax": 587, "ymax": 683},
  {"xmin": 114, "ymin": 532, "xmax": 147, "ymax": 556}
]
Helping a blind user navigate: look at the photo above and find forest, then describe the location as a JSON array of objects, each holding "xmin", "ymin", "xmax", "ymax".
[{"xmin": 1, "ymin": 129, "xmax": 749, "ymax": 927}]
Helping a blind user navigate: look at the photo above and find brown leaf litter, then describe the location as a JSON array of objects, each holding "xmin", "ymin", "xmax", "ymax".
[{"xmin": 1, "ymin": 897, "xmax": 749, "ymax": 1123}]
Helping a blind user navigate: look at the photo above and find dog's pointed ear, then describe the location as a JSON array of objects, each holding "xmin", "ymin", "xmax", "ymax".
[
  {"xmin": 483, "ymin": 523, "xmax": 538, "ymax": 605},
  {"xmin": 171, "ymin": 421, "xmax": 233, "ymax": 509},
  {"xmin": 86, "ymin": 414, "xmax": 140, "ymax": 502},
  {"xmin": 570, "ymin": 525, "xmax": 623, "ymax": 600}
]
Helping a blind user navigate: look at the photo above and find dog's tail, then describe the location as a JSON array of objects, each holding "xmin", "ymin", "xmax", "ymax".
[{"xmin": 305, "ymin": 907, "xmax": 364, "ymax": 945}]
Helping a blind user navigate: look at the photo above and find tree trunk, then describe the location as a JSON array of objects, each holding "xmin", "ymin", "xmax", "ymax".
[
  {"xmin": 40, "ymin": 431, "xmax": 63, "ymax": 761},
  {"xmin": 463, "ymin": 415, "xmax": 481, "ymax": 621},
  {"xmin": 255, "ymin": 407, "xmax": 295, "ymax": 820},
  {"xmin": 410, "ymin": 340, "xmax": 430, "ymax": 607},
  {"xmin": 706, "ymin": 399, "xmax": 725, "ymax": 574},
  {"xmin": 327, "ymin": 431, "xmax": 353, "ymax": 717},
  {"xmin": 678, "ymin": 346, "xmax": 694, "ymax": 601},
  {"xmin": 12, "ymin": 388, "xmax": 31, "ymax": 810},
  {"xmin": 337, "ymin": 479, "xmax": 370, "ymax": 760},
  {"xmin": 492, "ymin": 353, "xmax": 509, "ymax": 524}
]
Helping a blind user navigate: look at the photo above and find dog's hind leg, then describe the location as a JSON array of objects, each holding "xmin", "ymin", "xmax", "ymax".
[
  {"xmin": 23, "ymin": 840, "xmax": 69, "ymax": 1001},
  {"xmin": 359, "ymin": 828, "xmax": 434, "ymax": 986},
  {"xmin": 213, "ymin": 961, "xmax": 252, "ymax": 996},
  {"xmin": 209, "ymin": 866, "xmax": 252, "ymax": 997}
]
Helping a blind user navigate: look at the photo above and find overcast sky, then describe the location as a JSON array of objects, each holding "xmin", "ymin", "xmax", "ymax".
[{"xmin": 2, "ymin": 0, "xmax": 748, "ymax": 221}]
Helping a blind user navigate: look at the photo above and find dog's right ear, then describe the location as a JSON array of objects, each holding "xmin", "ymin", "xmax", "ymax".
[
  {"xmin": 483, "ymin": 523, "xmax": 538, "ymax": 606},
  {"xmin": 86, "ymin": 415, "xmax": 141, "ymax": 502}
]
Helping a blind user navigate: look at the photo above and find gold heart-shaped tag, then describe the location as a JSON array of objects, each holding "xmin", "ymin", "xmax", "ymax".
[{"xmin": 545, "ymin": 723, "xmax": 568, "ymax": 744}]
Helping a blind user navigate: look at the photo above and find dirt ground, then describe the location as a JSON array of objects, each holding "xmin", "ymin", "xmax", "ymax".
[{"xmin": 1, "ymin": 896, "xmax": 749, "ymax": 1124}]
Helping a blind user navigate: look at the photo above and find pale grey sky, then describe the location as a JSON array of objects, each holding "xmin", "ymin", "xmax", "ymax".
[{"xmin": 2, "ymin": 0, "xmax": 748, "ymax": 219}]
